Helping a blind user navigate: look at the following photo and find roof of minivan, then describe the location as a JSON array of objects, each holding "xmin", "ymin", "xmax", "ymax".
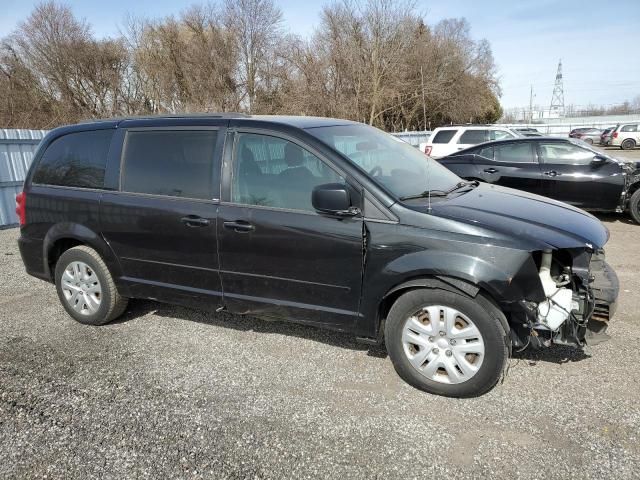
[{"xmin": 66, "ymin": 113, "xmax": 358, "ymax": 131}]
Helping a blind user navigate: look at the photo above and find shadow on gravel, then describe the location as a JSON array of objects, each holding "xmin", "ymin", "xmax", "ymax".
[
  {"xmin": 511, "ymin": 344, "xmax": 590, "ymax": 365},
  {"xmin": 113, "ymin": 301, "xmax": 597, "ymax": 364},
  {"xmin": 594, "ymin": 212, "xmax": 635, "ymax": 225},
  {"xmin": 115, "ymin": 299, "xmax": 389, "ymax": 359}
]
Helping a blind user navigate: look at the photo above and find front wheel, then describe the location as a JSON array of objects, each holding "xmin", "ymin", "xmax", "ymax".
[
  {"xmin": 629, "ymin": 189, "xmax": 640, "ymax": 225},
  {"xmin": 385, "ymin": 288, "xmax": 508, "ymax": 397},
  {"xmin": 54, "ymin": 246, "xmax": 128, "ymax": 325}
]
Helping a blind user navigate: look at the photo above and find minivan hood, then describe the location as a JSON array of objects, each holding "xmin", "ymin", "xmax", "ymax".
[{"xmin": 425, "ymin": 184, "xmax": 609, "ymax": 250}]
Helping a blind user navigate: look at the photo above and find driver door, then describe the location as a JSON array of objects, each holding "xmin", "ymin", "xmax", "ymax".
[{"xmin": 537, "ymin": 141, "xmax": 623, "ymax": 210}]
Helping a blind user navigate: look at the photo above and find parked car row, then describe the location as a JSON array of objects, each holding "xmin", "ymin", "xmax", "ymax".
[
  {"xmin": 610, "ymin": 123, "xmax": 639, "ymax": 150},
  {"xmin": 569, "ymin": 127, "xmax": 602, "ymax": 145},
  {"xmin": 437, "ymin": 137, "xmax": 640, "ymax": 224},
  {"xmin": 16, "ymin": 114, "xmax": 619, "ymax": 397},
  {"xmin": 417, "ymin": 123, "xmax": 640, "ymax": 157},
  {"xmin": 418, "ymin": 125, "xmax": 521, "ymax": 158}
]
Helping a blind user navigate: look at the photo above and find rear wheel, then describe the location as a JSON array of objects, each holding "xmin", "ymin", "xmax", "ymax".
[
  {"xmin": 585, "ymin": 138, "xmax": 593, "ymax": 145},
  {"xmin": 54, "ymin": 246, "xmax": 128, "ymax": 325},
  {"xmin": 385, "ymin": 288, "xmax": 508, "ymax": 397},
  {"xmin": 621, "ymin": 139, "xmax": 636, "ymax": 150},
  {"xmin": 629, "ymin": 189, "xmax": 640, "ymax": 225}
]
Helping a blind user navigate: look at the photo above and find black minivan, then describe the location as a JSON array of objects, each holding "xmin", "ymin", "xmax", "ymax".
[{"xmin": 17, "ymin": 114, "xmax": 619, "ymax": 397}]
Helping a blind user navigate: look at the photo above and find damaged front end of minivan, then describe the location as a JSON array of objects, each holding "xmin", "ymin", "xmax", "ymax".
[{"xmin": 508, "ymin": 247, "xmax": 619, "ymax": 351}]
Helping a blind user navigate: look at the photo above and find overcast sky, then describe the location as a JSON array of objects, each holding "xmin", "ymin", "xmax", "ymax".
[{"xmin": 1, "ymin": 0, "xmax": 638, "ymax": 109}]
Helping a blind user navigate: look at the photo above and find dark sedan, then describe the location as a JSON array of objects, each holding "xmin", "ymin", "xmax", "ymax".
[{"xmin": 437, "ymin": 137, "xmax": 640, "ymax": 223}]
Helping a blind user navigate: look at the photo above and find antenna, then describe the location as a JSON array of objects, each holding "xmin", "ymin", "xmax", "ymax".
[{"xmin": 549, "ymin": 59, "xmax": 565, "ymax": 117}]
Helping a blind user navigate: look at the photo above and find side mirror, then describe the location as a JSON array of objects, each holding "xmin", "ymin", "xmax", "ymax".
[
  {"xmin": 312, "ymin": 183, "xmax": 360, "ymax": 216},
  {"xmin": 592, "ymin": 155, "xmax": 608, "ymax": 165}
]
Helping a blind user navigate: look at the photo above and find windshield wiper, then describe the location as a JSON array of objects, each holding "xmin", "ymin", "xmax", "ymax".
[{"xmin": 399, "ymin": 181, "xmax": 478, "ymax": 201}]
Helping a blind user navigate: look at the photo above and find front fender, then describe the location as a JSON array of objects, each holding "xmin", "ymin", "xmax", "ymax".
[
  {"xmin": 42, "ymin": 222, "xmax": 123, "ymax": 281},
  {"xmin": 383, "ymin": 249, "xmax": 543, "ymax": 304},
  {"xmin": 356, "ymin": 236, "xmax": 544, "ymax": 339}
]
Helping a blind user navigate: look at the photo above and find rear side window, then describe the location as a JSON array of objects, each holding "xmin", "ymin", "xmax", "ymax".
[
  {"xmin": 477, "ymin": 146, "xmax": 494, "ymax": 160},
  {"xmin": 458, "ymin": 130, "xmax": 488, "ymax": 144},
  {"xmin": 32, "ymin": 130, "xmax": 114, "ymax": 188},
  {"xmin": 490, "ymin": 130, "xmax": 515, "ymax": 141},
  {"xmin": 122, "ymin": 130, "xmax": 219, "ymax": 200},
  {"xmin": 432, "ymin": 130, "xmax": 456, "ymax": 143},
  {"xmin": 621, "ymin": 124, "xmax": 638, "ymax": 132},
  {"xmin": 494, "ymin": 142, "xmax": 534, "ymax": 163}
]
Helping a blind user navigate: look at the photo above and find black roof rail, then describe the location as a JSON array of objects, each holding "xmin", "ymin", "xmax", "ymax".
[{"xmin": 85, "ymin": 112, "xmax": 250, "ymax": 123}]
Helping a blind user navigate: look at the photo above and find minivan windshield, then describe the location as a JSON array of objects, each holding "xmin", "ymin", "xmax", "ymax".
[{"xmin": 307, "ymin": 124, "xmax": 461, "ymax": 200}]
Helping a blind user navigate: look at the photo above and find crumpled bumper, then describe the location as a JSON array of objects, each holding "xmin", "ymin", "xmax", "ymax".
[{"xmin": 585, "ymin": 257, "xmax": 619, "ymax": 345}]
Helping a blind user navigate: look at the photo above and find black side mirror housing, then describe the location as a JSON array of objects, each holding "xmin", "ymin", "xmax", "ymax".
[
  {"xmin": 592, "ymin": 155, "xmax": 608, "ymax": 165},
  {"xmin": 312, "ymin": 183, "xmax": 359, "ymax": 216}
]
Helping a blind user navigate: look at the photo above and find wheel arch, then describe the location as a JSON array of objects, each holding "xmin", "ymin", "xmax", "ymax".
[
  {"xmin": 621, "ymin": 138, "xmax": 636, "ymax": 149},
  {"xmin": 376, "ymin": 275, "xmax": 510, "ymax": 342},
  {"xmin": 42, "ymin": 223, "xmax": 123, "ymax": 282},
  {"xmin": 628, "ymin": 180, "xmax": 640, "ymax": 198}
]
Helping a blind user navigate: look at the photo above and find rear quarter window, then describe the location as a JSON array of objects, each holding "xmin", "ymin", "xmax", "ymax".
[
  {"xmin": 32, "ymin": 130, "xmax": 114, "ymax": 189},
  {"xmin": 432, "ymin": 130, "xmax": 456, "ymax": 144},
  {"xmin": 621, "ymin": 124, "xmax": 638, "ymax": 132}
]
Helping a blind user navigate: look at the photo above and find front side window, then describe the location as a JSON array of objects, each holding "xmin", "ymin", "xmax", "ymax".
[
  {"xmin": 121, "ymin": 130, "xmax": 219, "ymax": 199},
  {"xmin": 494, "ymin": 142, "xmax": 535, "ymax": 163},
  {"xmin": 308, "ymin": 124, "xmax": 460, "ymax": 199},
  {"xmin": 458, "ymin": 130, "xmax": 488, "ymax": 144},
  {"xmin": 539, "ymin": 142, "xmax": 595, "ymax": 165},
  {"xmin": 432, "ymin": 130, "xmax": 456, "ymax": 144},
  {"xmin": 231, "ymin": 133, "xmax": 343, "ymax": 212},
  {"xmin": 32, "ymin": 130, "xmax": 114, "ymax": 188}
]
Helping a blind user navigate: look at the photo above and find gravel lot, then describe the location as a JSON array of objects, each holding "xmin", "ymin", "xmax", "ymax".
[{"xmin": 1, "ymin": 217, "xmax": 639, "ymax": 479}]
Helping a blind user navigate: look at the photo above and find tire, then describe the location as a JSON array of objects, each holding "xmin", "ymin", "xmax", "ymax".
[
  {"xmin": 629, "ymin": 189, "xmax": 640, "ymax": 225},
  {"xmin": 385, "ymin": 288, "xmax": 508, "ymax": 397},
  {"xmin": 585, "ymin": 138, "xmax": 593, "ymax": 145},
  {"xmin": 621, "ymin": 139, "xmax": 636, "ymax": 150},
  {"xmin": 54, "ymin": 246, "xmax": 128, "ymax": 325}
]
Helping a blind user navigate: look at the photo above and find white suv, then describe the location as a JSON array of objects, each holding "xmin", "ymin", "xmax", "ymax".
[
  {"xmin": 610, "ymin": 123, "xmax": 639, "ymax": 150},
  {"xmin": 420, "ymin": 126, "xmax": 520, "ymax": 158}
]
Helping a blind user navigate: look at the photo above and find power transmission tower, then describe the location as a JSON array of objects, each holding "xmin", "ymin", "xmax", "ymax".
[{"xmin": 549, "ymin": 59, "xmax": 565, "ymax": 117}]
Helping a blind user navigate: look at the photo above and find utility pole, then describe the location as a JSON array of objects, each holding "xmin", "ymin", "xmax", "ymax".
[
  {"xmin": 420, "ymin": 65, "xmax": 427, "ymax": 132},
  {"xmin": 529, "ymin": 85, "xmax": 534, "ymax": 123}
]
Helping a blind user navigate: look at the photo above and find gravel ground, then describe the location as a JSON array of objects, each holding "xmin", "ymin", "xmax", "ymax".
[{"xmin": 0, "ymin": 220, "xmax": 639, "ymax": 479}]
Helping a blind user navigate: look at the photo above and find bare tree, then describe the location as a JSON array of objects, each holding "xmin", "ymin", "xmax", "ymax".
[
  {"xmin": 0, "ymin": 0, "xmax": 503, "ymax": 130},
  {"xmin": 223, "ymin": 0, "xmax": 283, "ymax": 113}
]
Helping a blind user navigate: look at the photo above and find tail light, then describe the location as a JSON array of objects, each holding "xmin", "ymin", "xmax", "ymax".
[
  {"xmin": 424, "ymin": 145, "xmax": 432, "ymax": 156},
  {"xmin": 613, "ymin": 132, "xmax": 618, "ymax": 139},
  {"xmin": 15, "ymin": 192, "xmax": 26, "ymax": 226}
]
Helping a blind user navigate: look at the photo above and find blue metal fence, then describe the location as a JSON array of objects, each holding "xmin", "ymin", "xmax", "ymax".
[{"xmin": 0, "ymin": 129, "xmax": 47, "ymax": 227}]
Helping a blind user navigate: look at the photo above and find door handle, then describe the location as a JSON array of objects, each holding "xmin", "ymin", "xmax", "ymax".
[
  {"xmin": 484, "ymin": 168, "xmax": 498, "ymax": 174},
  {"xmin": 223, "ymin": 220, "xmax": 255, "ymax": 233},
  {"xmin": 543, "ymin": 170, "xmax": 560, "ymax": 177},
  {"xmin": 181, "ymin": 215, "xmax": 210, "ymax": 227}
]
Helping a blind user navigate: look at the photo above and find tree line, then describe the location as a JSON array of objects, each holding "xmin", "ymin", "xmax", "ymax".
[{"xmin": 0, "ymin": 0, "xmax": 502, "ymax": 131}]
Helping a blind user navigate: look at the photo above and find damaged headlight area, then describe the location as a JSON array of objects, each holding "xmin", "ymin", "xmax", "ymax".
[{"xmin": 510, "ymin": 248, "xmax": 619, "ymax": 350}]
